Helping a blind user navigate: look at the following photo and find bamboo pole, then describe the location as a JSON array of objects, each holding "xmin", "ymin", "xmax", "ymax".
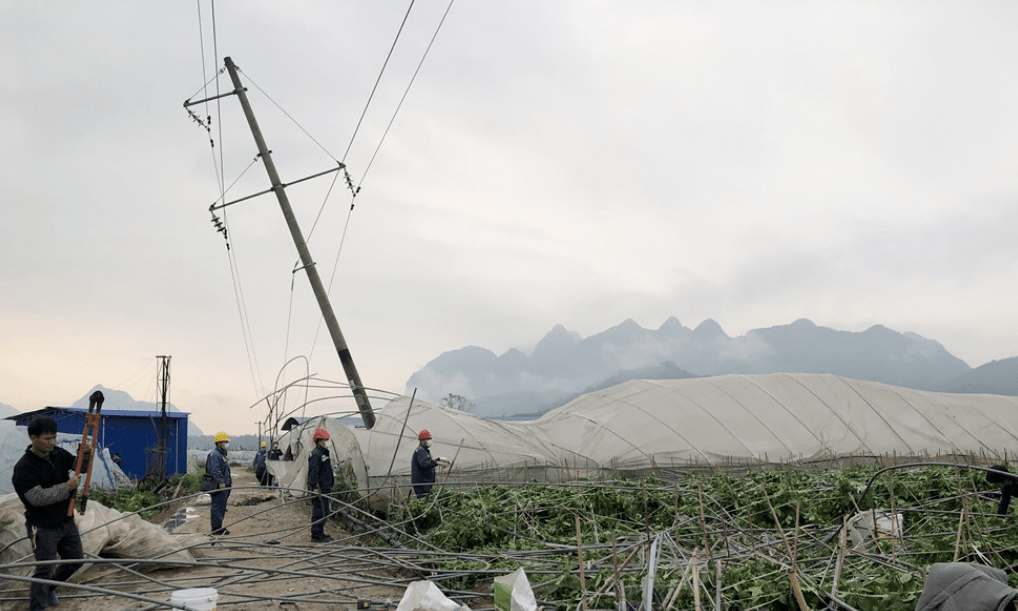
[
  {"xmin": 953, "ymin": 505, "xmax": 966, "ymax": 562},
  {"xmin": 789, "ymin": 570, "xmax": 811, "ymax": 611},
  {"xmin": 793, "ymin": 503, "xmax": 801, "ymax": 561},
  {"xmin": 697, "ymin": 482, "xmax": 713, "ymax": 564},
  {"xmin": 642, "ymin": 478, "xmax": 651, "ymax": 544},
  {"xmin": 691, "ymin": 550, "xmax": 703, "ymax": 611},
  {"xmin": 713, "ymin": 559, "xmax": 723, "ymax": 611},
  {"xmin": 828, "ymin": 518, "xmax": 847, "ymax": 611},
  {"xmin": 663, "ymin": 548, "xmax": 698, "ymax": 611},
  {"xmin": 888, "ymin": 467, "xmax": 897, "ymax": 561},
  {"xmin": 611, "ymin": 530, "xmax": 622, "ymax": 611},
  {"xmin": 575, "ymin": 514, "xmax": 588, "ymax": 611}
]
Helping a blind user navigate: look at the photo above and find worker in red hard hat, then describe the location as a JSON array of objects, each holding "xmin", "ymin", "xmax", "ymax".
[
  {"xmin": 411, "ymin": 429, "xmax": 449, "ymax": 499},
  {"xmin": 307, "ymin": 428, "xmax": 334, "ymax": 542}
]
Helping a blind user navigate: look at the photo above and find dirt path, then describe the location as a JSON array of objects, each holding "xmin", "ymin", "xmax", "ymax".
[{"xmin": 7, "ymin": 468, "xmax": 417, "ymax": 611}]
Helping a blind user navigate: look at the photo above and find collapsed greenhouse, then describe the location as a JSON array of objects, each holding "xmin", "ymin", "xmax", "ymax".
[
  {"xmin": 5, "ymin": 373, "xmax": 1018, "ymax": 610},
  {"xmin": 231, "ymin": 373, "xmax": 1018, "ymax": 611},
  {"xmin": 278, "ymin": 372, "xmax": 1018, "ymax": 489}
]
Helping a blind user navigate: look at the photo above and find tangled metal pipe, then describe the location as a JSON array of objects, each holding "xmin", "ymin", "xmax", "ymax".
[{"xmin": 2, "ymin": 463, "xmax": 1016, "ymax": 610}]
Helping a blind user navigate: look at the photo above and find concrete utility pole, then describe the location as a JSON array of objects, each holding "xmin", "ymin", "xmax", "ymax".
[{"xmin": 220, "ymin": 56, "xmax": 375, "ymax": 429}]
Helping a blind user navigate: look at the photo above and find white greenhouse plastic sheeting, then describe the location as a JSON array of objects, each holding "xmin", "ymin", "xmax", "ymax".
[
  {"xmin": 352, "ymin": 373, "xmax": 1018, "ymax": 479},
  {"xmin": 534, "ymin": 373, "xmax": 1018, "ymax": 468},
  {"xmin": 0, "ymin": 420, "xmax": 131, "ymax": 495},
  {"xmin": 0, "ymin": 493, "xmax": 208, "ymax": 591},
  {"xmin": 352, "ymin": 398, "xmax": 593, "ymax": 481},
  {"xmin": 267, "ymin": 416, "xmax": 369, "ymax": 498}
]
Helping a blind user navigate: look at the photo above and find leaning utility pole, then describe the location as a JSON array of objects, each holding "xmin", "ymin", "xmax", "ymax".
[{"xmin": 205, "ymin": 56, "xmax": 375, "ymax": 428}]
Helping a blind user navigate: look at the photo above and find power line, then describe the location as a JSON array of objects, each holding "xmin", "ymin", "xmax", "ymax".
[
  {"xmin": 193, "ymin": 0, "xmax": 266, "ymax": 402},
  {"xmin": 307, "ymin": 0, "xmax": 457, "ymax": 365},
  {"xmin": 341, "ymin": 0, "xmax": 418, "ymax": 164},
  {"xmin": 357, "ymin": 0, "xmax": 457, "ymax": 191}
]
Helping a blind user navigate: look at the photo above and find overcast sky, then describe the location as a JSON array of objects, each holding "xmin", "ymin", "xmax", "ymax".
[{"xmin": 3, "ymin": 1, "xmax": 1017, "ymax": 435}]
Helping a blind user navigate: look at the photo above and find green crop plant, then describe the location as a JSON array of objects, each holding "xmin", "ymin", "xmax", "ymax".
[{"xmin": 394, "ymin": 464, "xmax": 1017, "ymax": 611}]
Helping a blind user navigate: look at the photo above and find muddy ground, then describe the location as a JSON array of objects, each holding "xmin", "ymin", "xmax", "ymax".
[{"xmin": 4, "ymin": 468, "xmax": 483, "ymax": 611}]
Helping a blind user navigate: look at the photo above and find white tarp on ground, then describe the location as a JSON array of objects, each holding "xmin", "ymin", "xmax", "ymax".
[
  {"xmin": 0, "ymin": 421, "xmax": 130, "ymax": 495},
  {"xmin": 0, "ymin": 493, "xmax": 208, "ymax": 591},
  {"xmin": 349, "ymin": 373, "xmax": 1018, "ymax": 478}
]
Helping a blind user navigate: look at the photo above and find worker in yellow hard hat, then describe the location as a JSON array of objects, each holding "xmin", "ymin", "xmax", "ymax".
[{"xmin": 206, "ymin": 432, "xmax": 232, "ymax": 535}]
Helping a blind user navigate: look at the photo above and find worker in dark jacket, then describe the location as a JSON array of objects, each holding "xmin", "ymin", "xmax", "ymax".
[
  {"xmin": 410, "ymin": 430, "xmax": 448, "ymax": 499},
  {"xmin": 11, "ymin": 417, "xmax": 86, "ymax": 611},
  {"xmin": 307, "ymin": 429, "xmax": 334, "ymax": 542},
  {"xmin": 987, "ymin": 465, "xmax": 1018, "ymax": 517},
  {"xmin": 253, "ymin": 442, "xmax": 269, "ymax": 486},
  {"xmin": 206, "ymin": 432, "xmax": 232, "ymax": 535}
]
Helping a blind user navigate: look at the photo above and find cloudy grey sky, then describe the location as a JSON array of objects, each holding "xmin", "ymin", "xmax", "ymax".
[{"xmin": 3, "ymin": 1, "xmax": 1017, "ymax": 435}]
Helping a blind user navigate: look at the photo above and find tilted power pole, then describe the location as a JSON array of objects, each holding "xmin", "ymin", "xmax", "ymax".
[{"xmin": 198, "ymin": 56, "xmax": 376, "ymax": 429}]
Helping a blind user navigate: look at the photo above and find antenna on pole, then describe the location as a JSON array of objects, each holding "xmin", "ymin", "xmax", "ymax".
[{"xmin": 143, "ymin": 355, "xmax": 172, "ymax": 491}]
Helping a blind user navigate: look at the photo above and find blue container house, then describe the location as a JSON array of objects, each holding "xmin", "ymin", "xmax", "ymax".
[{"xmin": 8, "ymin": 407, "xmax": 189, "ymax": 481}]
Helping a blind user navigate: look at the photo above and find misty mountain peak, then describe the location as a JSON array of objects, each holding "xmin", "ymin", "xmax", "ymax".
[
  {"xmin": 658, "ymin": 316, "xmax": 686, "ymax": 334},
  {"xmin": 499, "ymin": 347, "xmax": 528, "ymax": 362},
  {"xmin": 864, "ymin": 324, "xmax": 894, "ymax": 335},
  {"xmin": 534, "ymin": 324, "xmax": 581, "ymax": 352},
  {"xmin": 691, "ymin": 318, "xmax": 727, "ymax": 340},
  {"xmin": 591, "ymin": 318, "xmax": 647, "ymax": 343},
  {"xmin": 425, "ymin": 345, "xmax": 498, "ymax": 369},
  {"xmin": 404, "ymin": 316, "xmax": 998, "ymax": 419}
]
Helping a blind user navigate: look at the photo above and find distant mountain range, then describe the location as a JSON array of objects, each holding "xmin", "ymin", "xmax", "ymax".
[{"xmin": 406, "ymin": 317, "xmax": 1018, "ymax": 419}]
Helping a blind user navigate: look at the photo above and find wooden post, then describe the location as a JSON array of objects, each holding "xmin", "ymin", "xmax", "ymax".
[
  {"xmin": 663, "ymin": 548, "xmax": 697, "ymax": 611},
  {"xmin": 611, "ymin": 530, "xmax": 622, "ymax": 611},
  {"xmin": 830, "ymin": 517, "xmax": 847, "ymax": 603},
  {"xmin": 575, "ymin": 514, "xmax": 588, "ymax": 611},
  {"xmin": 953, "ymin": 506, "xmax": 966, "ymax": 562},
  {"xmin": 691, "ymin": 550, "xmax": 702, "ymax": 611},
  {"xmin": 789, "ymin": 570, "xmax": 811, "ymax": 611}
]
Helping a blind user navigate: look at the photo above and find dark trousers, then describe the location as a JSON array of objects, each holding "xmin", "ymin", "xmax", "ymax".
[
  {"xmin": 29, "ymin": 520, "xmax": 83, "ymax": 611},
  {"xmin": 310, "ymin": 490, "xmax": 330, "ymax": 537},
  {"xmin": 210, "ymin": 489, "xmax": 230, "ymax": 533},
  {"xmin": 413, "ymin": 482, "xmax": 433, "ymax": 499}
]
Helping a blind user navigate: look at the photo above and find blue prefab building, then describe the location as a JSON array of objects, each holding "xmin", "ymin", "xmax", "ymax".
[{"xmin": 7, "ymin": 407, "xmax": 189, "ymax": 481}]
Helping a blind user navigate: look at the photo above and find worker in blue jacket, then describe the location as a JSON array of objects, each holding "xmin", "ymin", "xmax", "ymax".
[
  {"xmin": 307, "ymin": 429, "xmax": 334, "ymax": 542},
  {"xmin": 206, "ymin": 432, "xmax": 232, "ymax": 535},
  {"xmin": 411, "ymin": 430, "xmax": 448, "ymax": 499}
]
